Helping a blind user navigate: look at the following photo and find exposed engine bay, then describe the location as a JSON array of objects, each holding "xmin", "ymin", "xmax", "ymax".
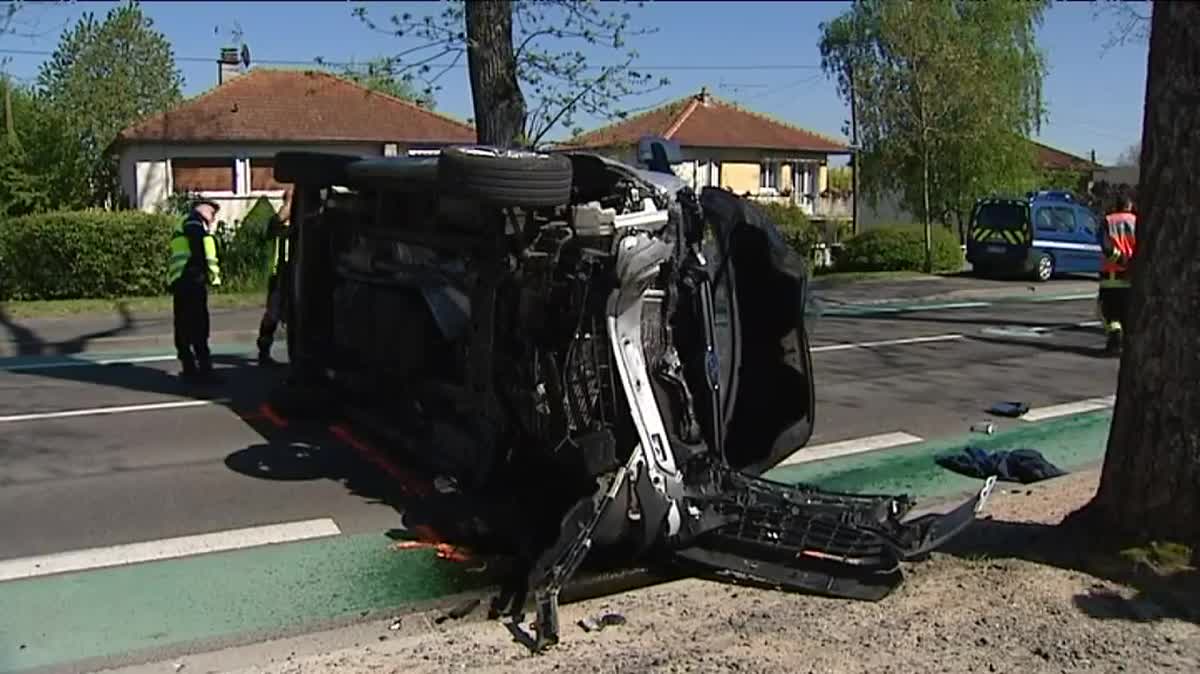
[{"xmin": 273, "ymin": 146, "xmax": 996, "ymax": 650}]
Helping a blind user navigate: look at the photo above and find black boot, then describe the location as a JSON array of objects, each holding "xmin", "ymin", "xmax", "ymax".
[
  {"xmin": 197, "ymin": 360, "xmax": 224, "ymax": 384},
  {"xmin": 1104, "ymin": 332, "xmax": 1123, "ymax": 358}
]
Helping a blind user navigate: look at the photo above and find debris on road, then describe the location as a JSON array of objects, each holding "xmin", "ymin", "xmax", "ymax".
[
  {"xmin": 936, "ymin": 446, "xmax": 1067, "ymax": 484},
  {"xmin": 578, "ymin": 612, "xmax": 627, "ymax": 633},
  {"xmin": 971, "ymin": 422, "xmax": 996, "ymax": 435},
  {"xmin": 989, "ymin": 401, "xmax": 1030, "ymax": 417},
  {"xmin": 388, "ymin": 618, "xmax": 403, "ymax": 631},
  {"xmin": 433, "ymin": 475, "xmax": 459, "ymax": 494}
]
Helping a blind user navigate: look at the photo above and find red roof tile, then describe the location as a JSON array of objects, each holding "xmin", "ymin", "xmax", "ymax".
[
  {"xmin": 1033, "ymin": 141, "xmax": 1100, "ymax": 171},
  {"xmin": 114, "ymin": 68, "xmax": 476, "ymax": 147},
  {"xmin": 566, "ymin": 89, "xmax": 848, "ymax": 153}
]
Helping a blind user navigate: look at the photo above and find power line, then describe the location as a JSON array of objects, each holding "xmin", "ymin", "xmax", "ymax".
[{"xmin": 0, "ymin": 47, "xmax": 821, "ymax": 72}]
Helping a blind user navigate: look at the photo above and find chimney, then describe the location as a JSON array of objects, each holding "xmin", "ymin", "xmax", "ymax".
[
  {"xmin": 697, "ymin": 86, "xmax": 711, "ymax": 106},
  {"xmin": 218, "ymin": 46, "xmax": 242, "ymax": 85}
]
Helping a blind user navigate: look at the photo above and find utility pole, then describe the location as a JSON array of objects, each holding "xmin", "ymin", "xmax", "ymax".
[{"xmin": 849, "ymin": 61, "xmax": 859, "ymax": 236}]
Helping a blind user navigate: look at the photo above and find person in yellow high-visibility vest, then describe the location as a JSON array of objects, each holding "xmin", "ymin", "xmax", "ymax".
[
  {"xmin": 257, "ymin": 187, "xmax": 292, "ymax": 366},
  {"xmin": 167, "ymin": 198, "xmax": 222, "ymax": 382}
]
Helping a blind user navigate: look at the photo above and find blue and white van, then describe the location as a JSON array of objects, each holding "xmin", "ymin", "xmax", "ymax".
[{"xmin": 965, "ymin": 190, "xmax": 1102, "ymax": 282}]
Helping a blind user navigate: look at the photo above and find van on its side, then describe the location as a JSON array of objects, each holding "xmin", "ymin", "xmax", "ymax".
[{"xmin": 965, "ymin": 190, "xmax": 1102, "ymax": 282}]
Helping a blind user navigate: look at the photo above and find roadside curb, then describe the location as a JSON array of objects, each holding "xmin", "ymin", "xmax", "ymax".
[{"xmin": 815, "ymin": 290, "xmax": 1095, "ymax": 316}]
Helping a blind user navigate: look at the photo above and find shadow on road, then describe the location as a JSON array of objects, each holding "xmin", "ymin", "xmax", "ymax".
[
  {"xmin": 0, "ymin": 302, "xmax": 137, "ymax": 357},
  {"xmin": 941, "ymin": 517, "xmax": 1200, "ymax": 626}
]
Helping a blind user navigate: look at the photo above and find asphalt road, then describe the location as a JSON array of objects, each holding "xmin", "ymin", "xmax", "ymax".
[{"xmin": 0, "ymin": 294, "xmax": 1115, "ymax": 562}]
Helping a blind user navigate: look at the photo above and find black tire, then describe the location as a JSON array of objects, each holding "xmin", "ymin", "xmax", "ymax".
[
  {"xmin": 1033, "ymin": 252, "xmax": 1055, "ymax": 283},
  {"xmin": 437, "ymin": 146, "xmax": 573, "ymax": 207}
]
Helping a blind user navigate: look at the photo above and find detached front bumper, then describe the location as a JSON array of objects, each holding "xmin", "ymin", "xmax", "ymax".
[{"xmin": 671, "ymin": 472, "xmax": 998, "ymax": 600}]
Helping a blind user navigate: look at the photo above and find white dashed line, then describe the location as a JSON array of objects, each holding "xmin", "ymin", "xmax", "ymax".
[{"xmin": 777, "ymin": 431, "xmax": 925, "ymax": 467}]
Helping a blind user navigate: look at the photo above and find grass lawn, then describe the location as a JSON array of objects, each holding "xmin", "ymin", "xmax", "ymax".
[{"xmin": 1, "ymin": 290, "xmax": 266, "ymax": 319}]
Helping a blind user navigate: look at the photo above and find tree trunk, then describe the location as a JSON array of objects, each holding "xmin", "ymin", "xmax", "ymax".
[
  {"xmin": 464, "ymin": 0, "xmax": 526, "ymax": 148},
  {"xmin": 922, "ymin": 142, "xmax": 933, "ymax": 273},
  {"xmin": 1082, "ymin": 2, "xmax": 1200, "ymax": 548}
]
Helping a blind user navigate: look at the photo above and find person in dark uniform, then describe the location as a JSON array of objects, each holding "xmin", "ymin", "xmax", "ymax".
[
  {"xmin": 257, "ymin": 187, "xmax": 292, "ymax": 366},
  {"xmin": 167, "ymin": 198, "xmax": 223, "ymax": 382}
]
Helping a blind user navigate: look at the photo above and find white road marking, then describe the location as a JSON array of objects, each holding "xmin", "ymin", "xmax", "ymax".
[
  {"xmin": 0, "ymin": 519, "xmax": 342, "ymax": 582},
  {"xmin": 2, "ymin": 354, "xmax": 181, "ymax": 372},
  {"xmin": 0, "ymin": 398, "xmax": 230, "ymax": 424},
  {"xmin": 811, "ymin": 333, "xmax": 965, "ymax": 353},
  {"xmin": 1021, "ymin": 396, "xmax": 1115, "ymax": 422},
  {"xmin": 777, "ymin": 431, "xmax": 925, "ymax": 467},
  {"xmin": 1030, "ymin": 293, "xmax": 1096, "ymax": 303}
]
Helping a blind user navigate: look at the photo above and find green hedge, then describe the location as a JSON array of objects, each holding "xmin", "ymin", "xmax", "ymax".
[
  {"xmin": 0, "ymin": 210, "xmax": 175, "ymax": 301},
  {"xmin": 0, "ymin": 201, "xmax": 279, "ymax": 301},
  {"xmin": 760, "ymin": 202, "xmax": 823, "ymax": 257},
  {"xmin": 835, "ymin": 224, "xmax": 963, "ymax": 273},
  {"xmin": 214, "ymin": 196, "xmax": 278, "ymax": 293}
]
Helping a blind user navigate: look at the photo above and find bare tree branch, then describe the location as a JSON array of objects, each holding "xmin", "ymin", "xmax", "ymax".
[
  {"xmin": 1094, "ymin": 0, "xmax": 1151, "ymax": 51},
  {"xmin": 354, "ymin": 0, "xmax": 666, "ymax": 143}
]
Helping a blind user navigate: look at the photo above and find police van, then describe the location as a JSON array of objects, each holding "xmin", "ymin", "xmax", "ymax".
[{"xmin": 965, "ymin": 190, "xmax": 1102, "ymax": 282}]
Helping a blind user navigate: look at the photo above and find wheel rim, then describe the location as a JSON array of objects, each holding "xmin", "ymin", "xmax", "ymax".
[{"xmin": 1038, "ymin": 256, "xmax": 1052, "ymax": 280}]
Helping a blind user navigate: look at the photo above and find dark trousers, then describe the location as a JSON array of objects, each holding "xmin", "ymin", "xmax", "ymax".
[
  {"xmin": 257, "ymin": 274, "xmax": 281, "ymax": 355},
  {"xmin": 1099, "ymin": 286, "xmax": 1130, "ymax": 334},
  {"xmin": 173, "ymin": 283, "xmax": 211, "ymax": 372}
]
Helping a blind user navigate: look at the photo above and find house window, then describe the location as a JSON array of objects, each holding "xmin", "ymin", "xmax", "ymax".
[
  {"xmin": 172, "ymin": 157, "xmax": 236, "ymax": 193},
  {"xmin": 250, "ymin": 158, "xmax": 288, "ymax": 191},
  {"xmin": 759, "ymin": 161, "xmax": 779, "ymax": 191}
]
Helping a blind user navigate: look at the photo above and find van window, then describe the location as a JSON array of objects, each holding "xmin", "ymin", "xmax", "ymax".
[
  {"xmin": 1077, "ymin": 209, "xmax": 1100, "ymax": 238},
  {"xmin": 1035, "ymin": 206, "xmax": 1076, "ymax": 233},
  {"xmin": 974, "ymin": 203, "xmax": 1027, "ymax": 230}
]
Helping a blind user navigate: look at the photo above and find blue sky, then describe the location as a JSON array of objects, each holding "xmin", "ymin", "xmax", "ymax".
[{"xmin": 0, "ymin": 1, "xmax": 1149, "ymax": 165}]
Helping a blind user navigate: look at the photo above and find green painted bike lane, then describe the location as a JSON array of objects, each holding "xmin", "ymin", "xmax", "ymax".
[{"xmin": 0, "ymin": 410, "xmax": 1113, "ymax": 673}]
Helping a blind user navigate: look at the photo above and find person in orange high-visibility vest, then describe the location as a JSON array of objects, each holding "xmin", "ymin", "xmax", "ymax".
[{"xmin": 1098, "ymin": 195, "xmax": 1137, "ymax": 357}]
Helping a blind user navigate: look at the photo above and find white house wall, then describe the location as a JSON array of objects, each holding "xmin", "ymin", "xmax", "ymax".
[{"xmin": 118, "ymin": 142, "xmax": 386, "ymax": 223}]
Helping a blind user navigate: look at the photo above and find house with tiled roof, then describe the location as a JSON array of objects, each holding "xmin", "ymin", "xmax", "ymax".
[
  {"xmin": 111, "ymin": 48, "xmax": 475, "ymax": 222},
  {"xmin": 564, "ymin": 88, "xmax": 852, "ymax": 219}
]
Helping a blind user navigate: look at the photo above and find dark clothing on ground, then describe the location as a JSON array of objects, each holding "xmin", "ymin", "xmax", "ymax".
[{"xmin": 936, "ymin": 446, "xmax": 1067, "ymax": 484}]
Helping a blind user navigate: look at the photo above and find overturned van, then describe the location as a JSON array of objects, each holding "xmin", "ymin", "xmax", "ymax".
[{"xmin": 270, "ymin": 144, "xmax": 996, "ymax": 649}]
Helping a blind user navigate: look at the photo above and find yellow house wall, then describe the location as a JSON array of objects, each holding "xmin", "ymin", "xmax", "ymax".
[{"xmin": 721, "ymin": 162, "xmax": 760, "ymax": 194}]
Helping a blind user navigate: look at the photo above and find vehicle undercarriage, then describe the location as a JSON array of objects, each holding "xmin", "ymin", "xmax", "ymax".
[{"xmin": 271, "ymin": 145, "xmax": 996, "ymax": 650}]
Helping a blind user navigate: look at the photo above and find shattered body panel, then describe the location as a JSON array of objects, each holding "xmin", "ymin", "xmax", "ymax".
[{"xmin": 272, "ymin": 145, "xmax": 994, "ymax": 650}]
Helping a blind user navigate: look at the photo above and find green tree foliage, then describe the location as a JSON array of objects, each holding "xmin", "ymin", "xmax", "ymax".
[
  {"xmin": 0, "ymin": 77, "xmax": 91, "ymax": 217},
  {"xmin": 337, "ymin": 57, "xmax": 437, "ymax": 108},
  {"xmin": 826, "ymin": 166, "xmax": 853, "ymax": 194},
  {"xmin": 36, "ymin": 1, "xmax": 183, "ymax": 206},
  {"xmin": 820, "ymin": 0, "xmax": 1048, "ymax": 268},
  {"xmin": 352, "ymin": 0, "xmax": 666, "ymax": 146}
]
